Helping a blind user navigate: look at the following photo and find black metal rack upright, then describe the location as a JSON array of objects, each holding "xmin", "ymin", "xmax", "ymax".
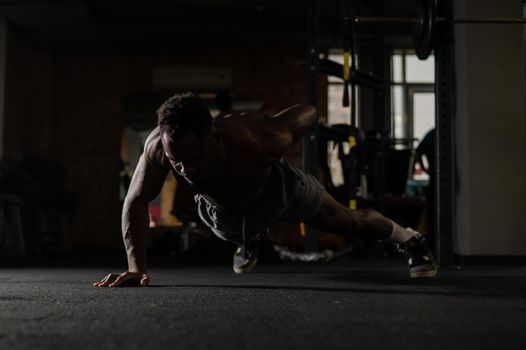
[
  {"xmin": 303, "ymin": 0, "xmax": 321, "ymax": 175},
  {"xmin": 434, "ymin": 0, "xmax": 456, "ymax": 267}
]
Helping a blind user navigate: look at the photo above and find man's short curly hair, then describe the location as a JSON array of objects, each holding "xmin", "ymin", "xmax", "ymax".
[{"xmin": 157, "ymin": 92, "xmax": 212, "ymax": 141}]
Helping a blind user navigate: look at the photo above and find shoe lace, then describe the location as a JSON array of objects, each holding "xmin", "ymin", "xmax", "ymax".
[{"xmin": 398, "ymin": 236, "xmax": 427, "ymax": 256}]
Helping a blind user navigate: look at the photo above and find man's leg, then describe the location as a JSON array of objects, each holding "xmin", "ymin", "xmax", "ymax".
[
  {"xmin": 306, "ymin": 192, "xmax": 404, "ymax": 242},
  {"xmin": 306, "ymin": 191, "xmax": 437, "ymax": 278}
]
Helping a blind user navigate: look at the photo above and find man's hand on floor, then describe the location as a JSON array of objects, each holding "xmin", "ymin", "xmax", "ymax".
[{"xmin": 93, "ymin": 272, "xmax": 149, "ymax": 287}]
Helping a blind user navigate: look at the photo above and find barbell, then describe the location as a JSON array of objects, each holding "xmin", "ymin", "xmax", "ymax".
[{"xmin": 352, "ymin": 0, "xmax": 526, "ymax": 60}]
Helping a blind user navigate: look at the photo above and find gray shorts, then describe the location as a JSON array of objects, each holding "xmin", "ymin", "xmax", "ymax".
[{"xmin": 195, "ymin": 158, "xmax": 325, "ymax": 245}]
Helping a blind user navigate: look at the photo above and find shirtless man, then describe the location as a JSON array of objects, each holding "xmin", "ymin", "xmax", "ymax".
[{"xmin": 94, "ymin": 93, "xmax": 437, "ymax": 288}]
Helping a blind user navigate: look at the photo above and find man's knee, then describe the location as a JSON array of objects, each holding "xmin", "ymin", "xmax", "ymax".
[
  {"xmin": 356, "ymin": 209, "xmax": 378, "ymax": 223},
  {"xmin": 315, "ymin": 193, "xmax": 344, "ymax": 219}
]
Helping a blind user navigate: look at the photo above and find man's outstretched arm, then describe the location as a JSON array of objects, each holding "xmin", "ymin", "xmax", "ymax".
[{"xmin": 94, "ymin": 146, "xmax": 168, "ymax": 287}]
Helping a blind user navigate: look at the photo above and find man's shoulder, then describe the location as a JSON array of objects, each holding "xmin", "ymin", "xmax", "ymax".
[{"xmin": 144, "ymin": 127, "xmax": 167, "ymax": 166}]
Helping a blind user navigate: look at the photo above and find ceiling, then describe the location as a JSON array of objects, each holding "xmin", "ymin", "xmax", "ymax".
[{"xmin": 1, "ymin": 0, "xmax": 417, "ymax": 49}]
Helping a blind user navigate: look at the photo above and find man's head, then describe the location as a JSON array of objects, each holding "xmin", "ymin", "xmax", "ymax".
[
  {"xmin": 157, "ymin": 93, "xmax": 219, "ymax": 186},
  {"xmin": 157, "ymin": 92, "xmax": 213, "ymax": 141}
]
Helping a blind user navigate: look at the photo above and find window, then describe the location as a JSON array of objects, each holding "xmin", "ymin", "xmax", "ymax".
[
  {"xmin": 391, "ymin": 50, "xmax": 435, "ymax": 180},
  {"xmin": 391, "ymin": 50, "xmax": 435, "ymax": 143}
]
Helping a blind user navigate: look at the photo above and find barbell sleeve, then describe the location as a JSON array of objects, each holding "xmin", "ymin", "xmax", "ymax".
[{"xmin": 354, "ymin": 16, "xmax": 526, "ymax": 25}]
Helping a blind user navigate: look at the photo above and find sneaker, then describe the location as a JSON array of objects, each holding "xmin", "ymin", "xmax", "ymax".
[
  {"xmin": 399, "ymin": 229, "xmax": 437, "ymax": 278},
  {"xmin": 233, "ymin": 244, "xmax": 259, "ymax": 274}
]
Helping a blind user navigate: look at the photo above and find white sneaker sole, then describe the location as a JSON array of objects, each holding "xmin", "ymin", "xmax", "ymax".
[
  {"xmin": 233, "ymin": 258, "xmax": 258, "ymax": 274},
  {"xmin": 410, "ymin": 267, "xmax": 437, "ymax": 278}
]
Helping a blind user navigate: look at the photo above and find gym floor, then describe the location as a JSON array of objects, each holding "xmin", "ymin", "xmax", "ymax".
[{"xmin": 1, "ymin": 260, "xmax": 525, "ymax": 350}]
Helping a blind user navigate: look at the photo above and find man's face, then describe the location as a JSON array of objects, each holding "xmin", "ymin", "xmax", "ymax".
[{"xmin": 161, "ymin": 130, "xmax": 217, "ymax": 187}]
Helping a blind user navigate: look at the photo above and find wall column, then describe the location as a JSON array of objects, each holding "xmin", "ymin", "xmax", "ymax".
[{"xmin": 454, "ymin": 0, "xmax": 526, "ymax": 255}]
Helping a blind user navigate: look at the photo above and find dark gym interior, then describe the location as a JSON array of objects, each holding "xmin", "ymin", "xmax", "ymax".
[{"xmin": 1, "ymin": 0, "xmax": 525, "ymax": 349}]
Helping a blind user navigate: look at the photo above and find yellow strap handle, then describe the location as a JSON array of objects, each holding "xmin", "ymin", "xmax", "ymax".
[
  {"xmin": 343, "ymin": 51, "xmax": 350, "ymax": 81},
  {"xmin": 348, "ymin": 135, "xmax": 358, "ymax": 210},
  {"xmin": 300, "ymin": 222, "xmax": 306, "ymax": 237},
  {"xmin": 348, "ymin": 135, "xmax": 357, "ymax": 149}
]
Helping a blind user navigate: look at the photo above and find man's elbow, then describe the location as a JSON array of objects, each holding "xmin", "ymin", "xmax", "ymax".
[
  {"xmin": 301, "ymin": 104, "xmax": 317, "ymax": 126},
  {"xmin": 288, "ymin": 104, "xmax": 317, "ymax": 144},
  {"xmin": 304, "ymin": 103, "xmax": 317, "ymax": 114},
  {"xmin": 298, "ymin": 104, "xmax": 317, "ymax": 132},
  {"xmin": 299, "ymin": 103, "xmax": 316, "ymax": 117}
]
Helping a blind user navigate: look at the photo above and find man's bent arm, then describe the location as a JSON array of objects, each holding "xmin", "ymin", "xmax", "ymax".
[
  {"xmin": 254, "ymin": 104, "xmax": 316, "ymax": 161},
  {"xmin": 122, "ymin": 153, "xmax": 168, "ymax": 272},
  {"xmin": 269, "ymin": 104, "xmax": 317, "ymax": 144}
]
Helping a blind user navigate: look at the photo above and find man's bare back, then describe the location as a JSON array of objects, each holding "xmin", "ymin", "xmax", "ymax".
[{"xmin": 148, "ymin": 110, "xmax": 307, "ymax": 211}]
